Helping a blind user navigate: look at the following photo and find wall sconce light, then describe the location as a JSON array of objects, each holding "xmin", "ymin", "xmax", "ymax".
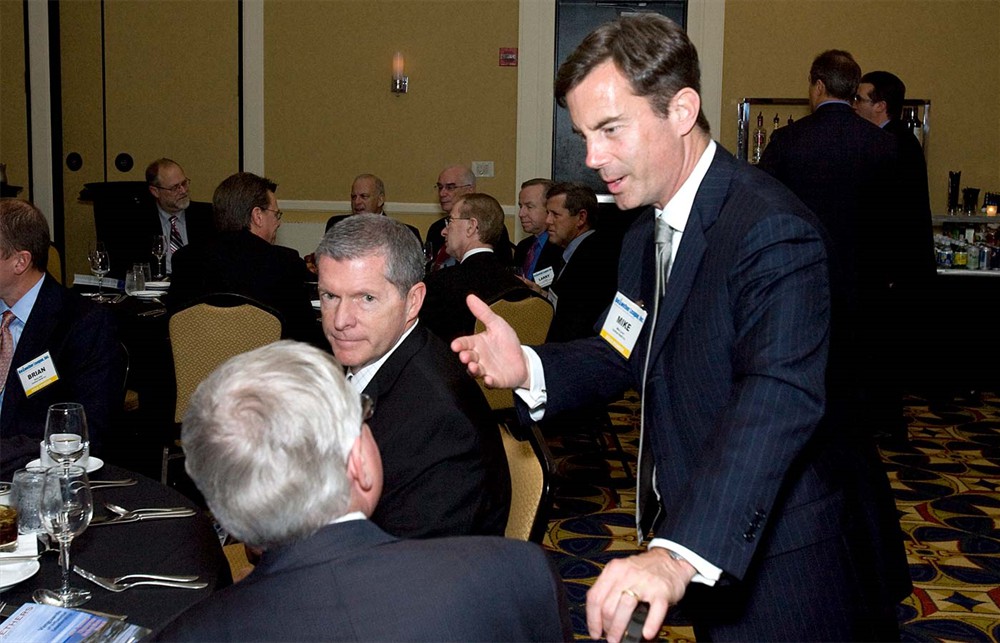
[{"xmin": 391, "ymin": 52, "xmax": 408, "ymax": 95}]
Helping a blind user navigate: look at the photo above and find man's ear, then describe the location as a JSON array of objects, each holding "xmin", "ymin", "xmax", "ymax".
[
  {"xmin": 670, "ymin": 87, "xmax": 702, "ymax": 137},
  {"xmin": 576, "ymin": 209, "xmax": 589, "ymax": 230},
  {"xmin": 406, "ymin": 281, "xmax": 426, "ymax": 321}
]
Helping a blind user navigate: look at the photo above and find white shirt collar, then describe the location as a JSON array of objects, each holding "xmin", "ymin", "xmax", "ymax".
[
  {"xmin": 347, "ymin": 320, "xmax": 420, "ymax": 393},
  {"xmin": 1, "ymin": 272, "xmax": 46, "ymax": 324},
  {"xmin": 461, "ymin": 247, "xmax": 493, "ymax": 262},
  {"xmin": 657, "ymin": 139, "xmax": 717, "ymax": 233}
]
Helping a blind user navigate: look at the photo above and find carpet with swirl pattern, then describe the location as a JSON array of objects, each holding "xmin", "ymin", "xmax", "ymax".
[{"xmin": 540, "ymin": 391, "xmax": 1000, "ymax": 641}]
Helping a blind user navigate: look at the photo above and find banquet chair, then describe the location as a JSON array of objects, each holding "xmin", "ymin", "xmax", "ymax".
[
  {"xmin": 473, "ymin": 293, "xmax": 553, "ymax": 416},
  {"xmin": 163, "ymin": 293, "xmax": 284, "ymax": 484},
  {"xmin": 500, "ymin": 421, "xmax": 552, "ymax": 543}
]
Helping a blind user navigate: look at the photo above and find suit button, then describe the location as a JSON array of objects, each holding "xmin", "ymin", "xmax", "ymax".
[{"xmin": 743, "ymin": 531, "xmax": 755, "ymax": 542}]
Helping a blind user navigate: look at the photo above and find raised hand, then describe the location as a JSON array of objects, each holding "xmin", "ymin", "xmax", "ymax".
[{"xmin": 450, "ymin": 294, "xmax": 530, "ymax": 390}]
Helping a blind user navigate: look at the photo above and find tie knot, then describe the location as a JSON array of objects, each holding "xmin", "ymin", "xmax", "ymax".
[
  {"xmin": 655, "ymin": 217, "xmax": 673, "ymax": 248},
  {"xmin": 169, "ymin": 215, "xmax": 179, "ymax": 224},
  {"xmin": 1, "ymin": 310, "xmax": 14, "ymax": 330}
]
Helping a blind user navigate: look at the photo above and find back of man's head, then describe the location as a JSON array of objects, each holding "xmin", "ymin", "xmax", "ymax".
[
  {"xmin": 0, "ymin": 198, "xmax": 49, "ymax": 273},
  {"xmin": 809, "ymin": 49, "xmax": 861, "ymax": 101},
  {"xmin": 547, "ymin": 182, "xmax": 600, "ymax": 229},
  {"xmin": 213, "ymin": 172, "xmax": 278, "ymax": 232},
  {"xmin": 182, "ymin": 340, "xmax": 362, "ymax": 550},
  {"xmin": 315, "ymin": 213, "xmax": 424, "ymax": 299},
  {"xmin": 860, "ymin": 70, "xmax": 906, "ymax": 121},
  {"xmin": 454, "ymin": 193, "xmax": 505, "ymax": 248},
  {"xmin": 554, "ymin": 13, "xmax": 710, "ymax": 134}
]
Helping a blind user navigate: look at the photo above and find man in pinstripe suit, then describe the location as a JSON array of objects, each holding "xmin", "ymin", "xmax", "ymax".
[{"xmin": 452, "ymin": 14, "xmax": 909, "ymax": 643}]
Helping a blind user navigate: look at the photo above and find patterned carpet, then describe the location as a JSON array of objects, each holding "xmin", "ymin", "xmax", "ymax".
[{"xmin": 540, "ymin": 391, "xmax": 1000, "ymax": 641}]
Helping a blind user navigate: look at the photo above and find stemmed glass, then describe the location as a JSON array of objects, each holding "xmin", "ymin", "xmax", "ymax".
[
  {"xmin": 44, "ymin": 403, "xmax": 90, "ymax": 472},
  {"xmin": 87, "ymin": 242, "xmax": 112, "ymax": 303},
  {"xmin": 151, "ymin": 235, "xmax": 167, "ymax": 280},
  {"xmin": 32, "ymin": 466, "xmax": 93, "ymax": 607}
]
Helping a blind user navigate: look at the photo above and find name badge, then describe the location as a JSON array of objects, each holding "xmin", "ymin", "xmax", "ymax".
[
  {"xmin": 600, "ymin": 292, "xmax": 647, "ymax": 358},
  {"xmin": 17, "ymin": 352, "xmax": 60, "ymax": 397},
  {"xmin": 533, "ymin": 266, "xmax": 555, "ymax": 288}
]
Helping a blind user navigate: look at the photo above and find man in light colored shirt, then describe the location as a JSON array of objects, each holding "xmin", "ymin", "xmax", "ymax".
[
  {"xmin": 0, "ymin": 199, "xmax": 120, "ymax": 477},
  {"xmin": 156, "ymin": 340, "xmax": 569, "ymax": 642},
  {"xmin": 513, "ymin": 178, "xmax": 561, "ymax": 282},
  {"xmin": 144, "ymin": 158, "xmax": 213, "ymax": 275}
]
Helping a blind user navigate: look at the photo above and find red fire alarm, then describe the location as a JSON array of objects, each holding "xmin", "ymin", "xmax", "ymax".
[{"xmin": 499, "ymin": 48, "xmax": 518, "ymax": 67}]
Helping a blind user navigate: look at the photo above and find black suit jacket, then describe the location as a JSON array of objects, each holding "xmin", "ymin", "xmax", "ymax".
[
  {"xmin": 156, "ymin": 520, "xmax": 571, "ymax": 641},
  {"xmin": 166, "ymin": 229, "xmax": 321, "ymax": 346},
  {"xmin": 0, "ymin": 275, "xmax": 121, "ymax": 477},
  {"xmin": 364, "ymin": 324, "xmax": 510, "ymax": 539},
  {"xmin": 546, "ymin": 230, "xmax": 620, "ymax": 343},
  {"xmin": 523, "ymin": 147, "xmax": 909, "ymax": 639},
  {"xmin": 513, "ymin": 233, "xmax": 562, "ymax": 280},
  {"xmin": 421, "ymin": 251, "xmax": 531, "ymax": 343},
  {"xmin": 110, "ymin": 200, "xmax": 214, "ymax": 277}
]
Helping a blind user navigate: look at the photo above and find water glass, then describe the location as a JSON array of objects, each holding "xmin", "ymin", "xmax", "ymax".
[
  {"xmin": 125, "ymin": 263, "xmax": 146, "ymax": 295},
  {"xmin": 33, "ymin": 466, "xmax": 93, "ymax": 607},
  {"xmin": 11, "ymin": 466, "xmax": 46, "ymax": 534},
  {"xmin": 44, "ymin": 403, "xmax": 90, "ymax": 470}
]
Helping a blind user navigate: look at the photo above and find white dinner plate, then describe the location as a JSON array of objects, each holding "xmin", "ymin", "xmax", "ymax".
[
  {"xmin": 0, "ymin": 560, "xmax": 40, "ymax": 591},
  {"xmin": 131, "ymin": 291, "xmax": 160, "ymax": 299},
  {"xmin": 312, "ymin": 299, "xmax": 321, "ymax": 310},
  {"xmin": 26, "ymin": 457, "xmax": 104, "ymax": 473},
  {"xmin": 0, "ymin": 535, "xmax": 41, "ymax": 591},
  {"xmin": 145, "ymin": 281, "xmax": 170, "ymax": 290}
]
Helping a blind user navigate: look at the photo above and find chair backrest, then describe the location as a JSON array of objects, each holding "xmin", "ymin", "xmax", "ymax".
[
  {"xmin": 474, "ymin": 294, "xmax": 554, "ymax": 411},
  {"xmin": 169, "ymin": 296, "xmax": 283, "ymax": 423},
  {"xmin": 500, "ymin": 422, "xmax": 552, "ymax": 542},
  {"xmin": 48, "ymin": 243, "xmax": 63, "ymax": 284}
]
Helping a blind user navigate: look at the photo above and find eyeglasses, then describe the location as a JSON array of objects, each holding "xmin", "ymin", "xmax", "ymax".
[
  {"xmin": 264, "ymin": 208, "xmax": 284, "ymax": 220},
  {"xmin": 852, "ymin": 95, "xmax": 874, "ymax": 105},
  {"xmin": 444, "ymin": 216, "xmax": 472, "ymax": 226},
  {"xmin": 153, "ymin": 178, "xmax": 190, "ymax": 194},
  {"xmin": 434, "ymin": 183, "xmax": 472, "ymax": 193},
  {"xmin": 360, "ymin": 393, "xmax": 375, "ymax": 422}
]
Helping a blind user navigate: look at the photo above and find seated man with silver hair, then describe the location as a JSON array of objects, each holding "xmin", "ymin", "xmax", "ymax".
[{"xmin": 156, "ymin": 341, "xmax": 570, "ymax": 641}]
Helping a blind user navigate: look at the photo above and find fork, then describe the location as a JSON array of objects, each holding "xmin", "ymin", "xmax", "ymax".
[{"xmin": 74, "ymin": 567, "xmax": 207, "ymax": 592}]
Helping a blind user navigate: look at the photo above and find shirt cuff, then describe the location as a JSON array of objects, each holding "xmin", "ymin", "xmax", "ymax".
[
  {"xmin": 514, "ymin": 346, "xmax": 547, "ymax": 421},
  {"xmin": 648, "ymin": 538, "xmax": 722, "ymax": 586}
]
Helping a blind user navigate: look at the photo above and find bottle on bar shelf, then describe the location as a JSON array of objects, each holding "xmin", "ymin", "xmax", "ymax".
[{"xmin": 752, "ymin": 112, "xmax": 767, "ymax": 164}]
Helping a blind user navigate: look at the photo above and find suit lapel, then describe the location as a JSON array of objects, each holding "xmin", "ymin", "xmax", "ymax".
[
  {"xmin": 361, "ymin": 324, "xmax": 426, "ymax": 402},
  {"xmin": 646, "ymin": 151, "xmax": 734, "ymax": 364}
]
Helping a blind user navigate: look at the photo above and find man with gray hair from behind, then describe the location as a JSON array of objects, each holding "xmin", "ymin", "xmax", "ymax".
[{"xmin": 156, "ymin": 340, "xmax": 570, "ymax": 641}]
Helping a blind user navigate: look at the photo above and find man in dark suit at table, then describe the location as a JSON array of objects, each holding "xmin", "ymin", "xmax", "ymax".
[
  {"xmin": 323, "ymin": 173, "xmax": 423, "ymax": 242},
  {"xmin": 314, "ymin": 214, "xmax": 509, "ymax": 539},
  {"xmin": 0, "ymin": 199, "xmax": 121, "ymax": 478},
  {"xmin": 422, "ymin": 193, "xmax": 532, "ymax": 343},
  {"xmin": 542, "ymin": 181, "xmax": 619, "ymax": 343},
  {"xmin": 452, "ymin": 15, "xmax": 909, "ymax": 642},
  {"xmin": 109, "ymin": 158, "xmax": 213, "ymax": 277},
  {"xmin": 156, "ymin": 340, "xmax": 568, "ymax": 642},
  {"xmin": 167, "ymin": 172, "xmax": 321, "ymax": 346},
  {"xmin": 759, "ymin": 51, "xmax": 916, "ymax": 441},
  {"xmin": 427, "ymin": 165, "xmax": 513, "ymax": 272},
  {"xmin": 514, "ymin": 178, "xmax": 562, "ymax": 283}
]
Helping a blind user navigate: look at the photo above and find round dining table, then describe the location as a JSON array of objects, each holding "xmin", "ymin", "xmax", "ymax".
[{"xmin": 0, "ymin": 463, "xmax": 231, "ymax": 633}]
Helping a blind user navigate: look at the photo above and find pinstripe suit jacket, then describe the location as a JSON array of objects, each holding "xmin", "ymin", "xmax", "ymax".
[{"xmin": 527, "ymin": 146, "xmax": 908, "ymax": 635}]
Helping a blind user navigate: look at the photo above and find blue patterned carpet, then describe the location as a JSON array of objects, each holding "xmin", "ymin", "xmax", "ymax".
[{"xmin": 541, "ymin": 392, "xmax": 1000, "ymax": 641}]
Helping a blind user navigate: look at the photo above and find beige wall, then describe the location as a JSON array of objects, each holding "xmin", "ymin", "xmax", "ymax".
[
  {"xmin": 0, "ymin": 0, "xmax": 29, "ymax": 194},
  {"xmin": 264, "ymin": 0, "xmax": 518, "ymax": 212},
  {"xmin": 721, "ymin": 0, "xmax": 1000, "ymax": 213}
]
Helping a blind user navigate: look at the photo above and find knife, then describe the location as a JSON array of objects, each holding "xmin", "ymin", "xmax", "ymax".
[{"xmin": 90, "ymin": 509, "xmax": 196, "ymax": 526}]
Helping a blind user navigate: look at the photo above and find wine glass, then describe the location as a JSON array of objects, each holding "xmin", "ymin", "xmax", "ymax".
[
  {"xmin": 32, "ymin": 466, "xmax": 93, "ymax": 607},
  {"xmin": 87, "ymin": 241, "xmax": 112, "ymax": 302},
  {"xmin": 151, "ymin": 235, "xmax": 167, "ymax": 280},
  {"xmin": 44, "ymin": 403, "xmax": 90, "ymax": 471}
]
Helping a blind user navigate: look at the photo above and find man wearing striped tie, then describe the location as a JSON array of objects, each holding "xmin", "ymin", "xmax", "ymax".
[{"xmin": 144, "ymin": 158, "xmax": 214, "ymax": 275}]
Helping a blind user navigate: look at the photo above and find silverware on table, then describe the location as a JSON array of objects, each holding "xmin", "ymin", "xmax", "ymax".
[
  {"xmin": 89, "ymin": 479, "xmax": 138, "ymax": 491},
  {"xmin": 90, "ymin": 505, "xmax": 197, "ymax": 526},
  {"xmin": 74, "ymin": 567, "xmax": 207, "ymax": 592}
]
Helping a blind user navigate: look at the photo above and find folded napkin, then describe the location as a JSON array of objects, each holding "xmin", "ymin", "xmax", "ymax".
[{"xmin": 72, "ymin": 274, "xmax": 124, "ymax": 290}]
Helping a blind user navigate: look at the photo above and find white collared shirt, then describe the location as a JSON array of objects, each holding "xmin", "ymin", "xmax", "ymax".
[
  {"xmin": 0, "ymin": 273, "xmax": 46, "ymax": 409},
  {"xmin": 345, "ymin": 321, "xmax": 420, "ymax": 394}
]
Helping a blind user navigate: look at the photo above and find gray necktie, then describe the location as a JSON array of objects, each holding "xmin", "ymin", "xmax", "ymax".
[{"xmin": 636, "ymin": 215, "xmax": 674, "ymax": 542}]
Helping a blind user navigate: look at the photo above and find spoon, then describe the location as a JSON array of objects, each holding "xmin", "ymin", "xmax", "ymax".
[{"xmin": 104, "ymin": 503, "xmax": 187, "ymax": 516}]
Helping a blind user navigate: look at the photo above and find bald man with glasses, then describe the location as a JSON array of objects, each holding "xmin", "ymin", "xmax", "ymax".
[{"xmin": 427, "ymin": 165, "xmax": 513, "ymax": 272}]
